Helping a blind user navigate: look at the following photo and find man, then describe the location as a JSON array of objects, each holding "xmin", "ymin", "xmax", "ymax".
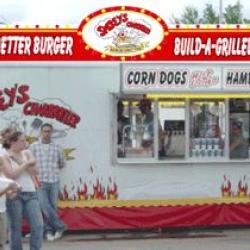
[
  {"xmin": 117, "ymin": 100, "xmax": 130, "ymax": 145},
  {"xmin": 138, "ymin": 97, "xmax": 154, "ymax": 148},
  {"xmin": 30, "ymin": 123, "xmax": 67, "ymax": 241},
  {"xmin": 138, "ymin": 97, "xmax": 166, "ymax": 156},
  {"xmin": 117, "ymin": 101, "xmax": 130, "ymax": 157},
  {"xmin": 230, "ymin": 120, "xmax": 249, "ymax": 159}
]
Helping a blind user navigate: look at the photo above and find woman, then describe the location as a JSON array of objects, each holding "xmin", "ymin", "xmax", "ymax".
[
  {"xmin": 0, "ymin": 157, "xmax": 20, "ymax": 250},
  {"xmin": 1, "ymin": 130, "xmax": 43, "ymax": 250}
]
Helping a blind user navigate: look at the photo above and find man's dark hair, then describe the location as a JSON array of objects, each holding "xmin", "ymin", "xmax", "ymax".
[{"xmin": 41, "ymin": 123, "xmax": 53, "ymax": 130}]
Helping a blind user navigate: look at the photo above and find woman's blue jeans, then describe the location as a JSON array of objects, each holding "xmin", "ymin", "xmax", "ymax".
[{"xmin": 6, "ymin": 192, "xmax": 43, "ymax": 250}]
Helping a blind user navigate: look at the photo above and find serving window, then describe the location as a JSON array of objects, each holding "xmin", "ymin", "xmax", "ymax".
[
  {"xmin": 229, "ymin": 99, "xmax": 250, "ymax": 159},
  {"xmin": 115, "ymin": 96, "xmax": 250, "ymax": 163},
  {"xmin": 117, "ymin": 99, "xmax": 155, "ymax": 159},
  {"xmin": 158, "ymin": 100, "xmax": 185, "ymax": 159},
  {"xmin": 190, "ymin": 100, "xmax": 225, "ymax": 159}
]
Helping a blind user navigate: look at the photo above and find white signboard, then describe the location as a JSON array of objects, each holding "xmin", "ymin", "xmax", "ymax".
[
  {"xmin": 122, "ymin": 63, "xmax": 221, "ymax": 93},
  {"xmin": 223, "ymin": 67, "xmax": 250, "ymax": 91}
]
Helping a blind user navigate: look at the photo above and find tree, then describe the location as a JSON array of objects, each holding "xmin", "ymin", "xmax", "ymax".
[
  {"xmin": 171, "ymin": 1, "xmax": 248, "ymax": 24},
  {"xmin": 202, "ymin": 3, "xmax": 219, "ymax": 24},
  {"xmin": 243, "ymin": 18, "xmax": 250, "ymax": 24},
  {"xmin": 0, "ymin": 16, "xmax": 8, "ymax": 25},
  {"xmin": 223, "ymin": 0, "xmax": 243, "ymax": 24},
  {"xmin": 172, "ymin": 6, "xmax": 200, "ymax": 24}
]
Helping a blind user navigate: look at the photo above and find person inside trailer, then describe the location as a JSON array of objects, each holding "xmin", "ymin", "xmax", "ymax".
[
  {"xmin": 230, "ymin": 120, "xmax": 249, "ymax": 159},
  {"xmin": 117, "ymin": 100, "xmax": 130, "ymax": 157},
  {"xmin": 205, "ymin": 122, "xmax": 221, "ymax": 138},
  {"xmin": 138, "ymin": 96, "xmax": 165, "ymax": 155},
  {"xmin": 138, "ymin": 97, "xmax": 154, "ymax": 148}
]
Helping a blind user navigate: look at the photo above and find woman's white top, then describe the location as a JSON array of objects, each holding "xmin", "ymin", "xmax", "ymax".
[
  {"xmin": 8, "ymin": 151, "xmax": 35, "ymax": 192},
  {"xmin": 0, "ymin": 145, "xmax": 7, "ymax": 213},
  {"xmin": 0, "ymin": 144, "xmax": 6, "ymax": 156},
  {"xmin": 0, "ymin": 175, "xmax": 15, "ymax": 212}
]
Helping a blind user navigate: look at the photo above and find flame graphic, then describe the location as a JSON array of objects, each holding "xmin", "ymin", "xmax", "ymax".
[
  {"xmin": 237, "ymin": 175, "xmax": 248, "ymax": 197},
  {"xmin": 221, "ymin": 175, "xmax": 232, "ymax": 197},
  {"xmin": 58, "ymin": 167, "xmax": 118, "ymax": 201}
]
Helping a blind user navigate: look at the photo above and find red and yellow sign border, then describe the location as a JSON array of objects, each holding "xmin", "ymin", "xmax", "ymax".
[{"xmin": 0, "ymin": 6, "xmax": 250, "ymax": 61}]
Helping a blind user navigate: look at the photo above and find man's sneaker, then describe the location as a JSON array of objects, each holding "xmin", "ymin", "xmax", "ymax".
[
  {"xmin": 46, "ymin": 232, "xmax": 55, "ymax": 241},
  {"xmin": 54, "ymin": 230, "xmax": 63, "ymax": 240},
  {"xmin": 24, "ymin": 233, "xmax": 31, "ymax": 238}
]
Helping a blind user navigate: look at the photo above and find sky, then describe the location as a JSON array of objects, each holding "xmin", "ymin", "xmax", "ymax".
[{"xmin": 0, "ymin": 0, "xmax": 249, "ymax": 26}]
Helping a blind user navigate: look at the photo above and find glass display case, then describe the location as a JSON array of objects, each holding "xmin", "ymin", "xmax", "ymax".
[
  {"xmin": 158, "ymin": 100, "xmax": 185, "ymax": 159},
  {"xmin": 115, "ymin": 97, "xmax": 250, "ymax": 163},
  {"xmin": 189, "ymin": 100, "xmax": 225, "ymax": 159},
  {"xmin": 117, "ymin": 99, "xmax": 155, "ymax": 158}
]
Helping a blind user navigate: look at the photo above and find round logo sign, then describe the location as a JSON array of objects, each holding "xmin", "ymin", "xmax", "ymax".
[{"xmin": 80, "ymin": 6, "xmax": 167, "ymax": 57}]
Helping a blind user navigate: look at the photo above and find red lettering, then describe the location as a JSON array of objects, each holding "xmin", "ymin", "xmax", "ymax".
[
  {"xmin": 106, "ymin": 19, "xmax": 115, "ymax": 31},
  {"xmin": 96, "ymin": 13, "xmax": 129, "ymax": 37},
  {"xmin": 126, "ymin": 21, "xmax": 151, "ymax": 34},
  {"xmin": 97, "ymin": 25, "xmax": 108, "ymax": 37},
  {"xmin": 60, "ymin": 109, "xmax": 71, "ymax": 125},
  {"xmin": 0, "ymin": 84, "xmax": 30, "ymax": 111},
  {"xmin": 69, "ymin": 114, "xmax": 81, "ymax": 128},
  {"xmin": 54, "ymin": 106, "xmax": 65, "ymax": 120},
  {"xmin": 120, "ymin": 13, "xmax": 128, "ymax": 22},
  {"xmin": 17, "ymin": 85, "xmax": 30, "ymax": 104},
  {"xmin": 0, "ymin": 90, "xmax": 8, "ymax": 111},
  {"xmin": 23, "ymin": 101, "xmax": 80, "ymax": 128},
  {"xmin": 112, "ymin": 16, "xmax": 122, "ymax": 27},
  {"xmin": 4, "ymin": 87, "xmax": 17, "ymax": 107},
  {"xmin": 41, "ymin": 104, "xmax": 50, "ymax": 117},
  {"xmin": 23, "ymin": 102, "xmax": 33, "ymax": 115},
  {"xmin": 32, "ymin": 103, "xmax": 40, "ymax": 115}
]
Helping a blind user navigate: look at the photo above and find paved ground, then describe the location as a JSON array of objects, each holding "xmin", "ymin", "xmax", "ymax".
[{"xmin": 20, "ymin": 228, "xmax": 250, "ymax": 250}]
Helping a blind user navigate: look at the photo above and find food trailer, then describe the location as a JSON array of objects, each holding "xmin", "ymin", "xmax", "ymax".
[{"xmin": 1, "ymin": 6, "xmax": 250, "ymax": 231}]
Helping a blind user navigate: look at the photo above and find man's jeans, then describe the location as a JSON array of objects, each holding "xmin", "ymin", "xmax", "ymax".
[
  {"xmin": 6, "ymin": 192, "xmax": 43, "ymax": 250},
  {"xmin": 38, "ymin": 182, "xmax": 66, "ymax": 235}
]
